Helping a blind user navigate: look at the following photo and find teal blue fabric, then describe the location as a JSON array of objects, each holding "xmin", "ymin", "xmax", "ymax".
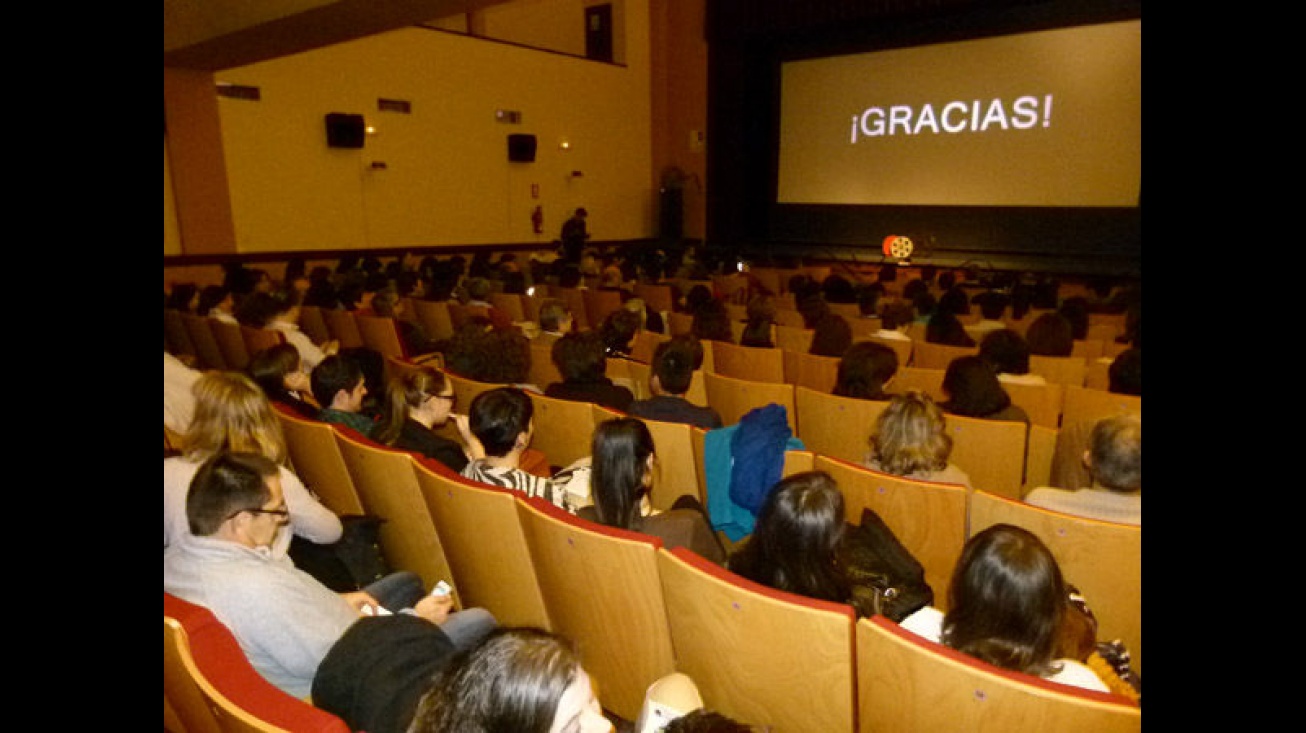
[{"xmin": 703, "ymin": 405, "xmax": 804, "ymax": 542}]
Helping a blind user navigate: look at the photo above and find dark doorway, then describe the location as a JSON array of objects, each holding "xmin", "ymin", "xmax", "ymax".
[{"xmin": 585, "ymin": 4, "xmax": 613, "ymax": 62}]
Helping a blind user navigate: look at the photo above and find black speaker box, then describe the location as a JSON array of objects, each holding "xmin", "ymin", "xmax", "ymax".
[
  {"xmin": 325, "ymin": 113, "xmax": 365, "ymax": 149},
  {"xmin": 508, "ymin": 133, "xmax": 537, "ymax": 162}
]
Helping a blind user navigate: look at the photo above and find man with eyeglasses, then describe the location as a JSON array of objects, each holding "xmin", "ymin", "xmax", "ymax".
[{"xmin": 164, "ymin": 451, "xmax": 497, "ymax": 706}]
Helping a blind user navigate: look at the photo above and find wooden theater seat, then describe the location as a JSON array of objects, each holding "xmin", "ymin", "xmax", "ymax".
[
  {"xmin": 702, "ymin": 371, "xmax": 796, "ymax": 431},
  {"xmin": 526, "ymin": 390, "xmax": 600, "ymax": 470},
  {"xmin": 409, "ymin": 298, "xmax": 455, "ymax": 342},
  {"xmin": 855, "ymin": 615, "xmax": 1140, "ymax": 733},
  {"xmin": 296, "ymin": 304, "xmax": 332, "ymax": 346},
  {"xmin": 272, "ymin": 404, "xmax": 365, "ymax": 516},
  {"xmin": 333, "ymin": 427, "xmax": 460, "ymax": 602},
  {"xmin": 968, "ymin": 489, "xmax": 1142, "ymax": 673},
  {"xmin": 164, "ymin": 592, "xmax": 351, "ymax": 733},
  {"xmin": 322, "ymin": 308, "xmax": 364, "ymax": 349},
  {"xmin": 910, "ymin": 340, "xmax": 978, "ymax": 370},
  {"xmin": 354, "ymin": 313, "xmax": 408, "ymax": 361},
  {"xmin": 182, "ymin": 312, "xmax": 227, "ymax": 370},
  {"xmin": 210, "ymin": 318, "xmax": 252, "ymax": 371},
  {"xmin": 711, "ymin": 340, "xmax": 786, "ymax": 383},
  {"xmin": 517, "ymin": 497, "xmax": 676, "ymax": 721},
  {"xmin": 657, "ymin": 547, "xmax": 858, "ymax": 733},
  {"xmin": 411, "ymin": 459, "xmax": 552, "ymax": 629},
  {"xmin": 783, "ymin": 349, "xmax": 842, "ymax": 393},
  {"xmin": 814, "ymin": 454, "xmax": 967, "ymax": 610},
  {"xmin": 944, "ymin": 413, "xmax": 1028, "ymax": 500},
  {"xmin": 794, "ymin": 387, "xmax": 888, "ymax": 465}
]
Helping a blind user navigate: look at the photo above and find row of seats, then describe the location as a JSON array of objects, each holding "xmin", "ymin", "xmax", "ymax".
[{"xmin": 268, "ymin": 404, "xmax": 1141, "ymax": 731}]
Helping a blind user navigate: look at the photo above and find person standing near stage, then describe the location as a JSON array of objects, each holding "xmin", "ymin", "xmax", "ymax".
[{"xmin": 560, "ymin": 207, "xmax": 590, "ymax": 263}]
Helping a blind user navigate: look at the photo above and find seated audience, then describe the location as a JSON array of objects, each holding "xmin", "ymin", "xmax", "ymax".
[
  {"xmin": 369, "ymin": 286, "xmax": 440, "ymax": 356},
  {"xmin": 459, "ymin": 387, "xmax": 570, "ymax": 511},
  {"xmin": 897, "ymin": 523, "xmax": 1111, "ymax": 693},
  {"xmin": 247, "ymin": 342, "xmax": 320, "ymax": 419},
  {"xmin": 407, "ymin": 627, "xmax": 612, "ymax": 733},
  {"xmin": 939, "ymin": 355, "xmax": 1029, "ymax": 425},
  {"xmin": 165, "ymin": 452, "xmax": 496, "ymax": 706},
  {"xmin": 873, "ymin": 302, "xmax": 914, "ymax": 341},
  {"xmin": 1025, "ymin": 312, "xmax": 1075, "ymax": 357},
  {"xmin": 627, "ymin": 336, "xmax": 723, "ymax": 430},
  {"xmin": 978, "ymin": 329, "xmax": 1046, "ymax": 386},
  {"xmin": 311, "ymin": 353, "xmax": 376, "ymax": 434},
  {"xmin": 1108, "ymin": 346, "xmax": 1142, "ymax": 396},
  {"xmin": 197, "ymin": 284, "xmax": 237, "ymax": 324},
  {"xmin": 864, "ymin": 391, "xmax": 972, "ymax": 488},
  {"xmin": 535, "ymin": 298, "xmax": 574, "ymax": 347},
  {"xmin": 738, "ymin": 294, "xmax": 776, "ymax": 348},
  {"xmin": 833, "ymin": 341, "xmax": 899, "ymax": 401},
  {"xmin": 164, "ymin": 370, "xmax": 341, "ymax": 555},
  {"xmin": 546, "ymin": 331, "xmax": 635, "ymax": 412},
  {"xmin": 1025, "ymin": 414, "xmax": 1141, "ymax": 525},
  {"xmin": 371, "ymin": 366, "xmax": 481, "ymax": 474},
  {"xmin": 598, "ymin": 308, "xmax": 642, "ymax": 360},
  {"xmin": 238, "ymin": 289, "xmax": 340, "ymax": 371},
  {"xmin": 808, "ymin": 312, "xmax": 853, "ymax": 357},
  {"xmin": 691, "ymin": 298, "xmax": 735, "ymax": 344},
  {"xmin": 578, "ymin": 418, "xmax": 726, "ymax": 564},
  {"xmin": 925, "ymin": 307, "xmax": 975, "ymax": 347},
  {"xmin": 727, "ymin": 471, "xmax": 852, "ymax": 608}
]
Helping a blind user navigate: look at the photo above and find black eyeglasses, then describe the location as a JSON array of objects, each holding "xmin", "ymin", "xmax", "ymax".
[
  {"xmin": 428, "ymin": 393, "xmax": 456, "ymax": 405},
  {"xmin": 228, "ymin": 506, "xmax": 290, "ymax": 521}
]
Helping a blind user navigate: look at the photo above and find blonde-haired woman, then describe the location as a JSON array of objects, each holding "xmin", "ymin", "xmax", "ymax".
[
  {"xmin": 163, "ymin": 371, "xmax": 342, "ymax": 556},
  {"xmin": 864, "ymin": 390, "xmax": 972, "ymax": 488}
]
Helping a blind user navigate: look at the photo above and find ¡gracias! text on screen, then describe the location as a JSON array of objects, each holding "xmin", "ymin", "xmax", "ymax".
[{"xmin": 850, "ymin": 95, "xmax": 1053, "ymax": 143}]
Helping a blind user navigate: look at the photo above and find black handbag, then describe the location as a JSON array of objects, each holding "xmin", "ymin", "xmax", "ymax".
[
  {"xmin": 288, "ymin": 514, "xmax": 391, "ymax": 592},
  {"xmin": 838, "ymin": 507, "xmax": 933, "ymax": 622}
]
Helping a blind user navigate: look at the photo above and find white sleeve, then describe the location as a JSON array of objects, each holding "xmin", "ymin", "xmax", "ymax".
[{"xmin": 279, "ymin": 466, "xmax": 344, "ymax": 544}]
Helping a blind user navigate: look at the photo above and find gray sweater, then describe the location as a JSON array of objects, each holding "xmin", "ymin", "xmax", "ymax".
[{"xmin": 163, "ymin": 533, "xmax": 359, "ymax": 699}]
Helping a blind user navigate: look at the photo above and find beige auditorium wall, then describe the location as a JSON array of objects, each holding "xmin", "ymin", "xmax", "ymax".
[{"xmin": 206, "ymin": 2, "xmax": 651, "ymax": 254}]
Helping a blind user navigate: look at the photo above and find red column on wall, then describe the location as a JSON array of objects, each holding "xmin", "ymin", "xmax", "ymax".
[{"xmin": 164, "ymin": 67, "xmax": 238, "ymax": 256}]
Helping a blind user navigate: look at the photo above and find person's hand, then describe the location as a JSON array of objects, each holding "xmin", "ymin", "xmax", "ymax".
[
  {"xmin": 413, "ymin": 593, "xmax": 454, "ymax": 625},
  {"xmin": 323, "ymin": 340, "xmax": 340, "ymax": 356},
  {"xmin": 453, "ymin": 413, "xmax": 486, "ymax": 460},
  {"xmin": 342, "ymin": 591, "xmax": 381, "ymax": 616}
]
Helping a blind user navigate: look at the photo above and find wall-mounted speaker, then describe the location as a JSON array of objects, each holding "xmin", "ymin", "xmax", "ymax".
[
  {"xmin": 325, "ymin": 113, "xmax": 365, "ymax": 149},
  {"xmin": 508, "ymin": 133, "xmax": 537, "ymax": 162}
]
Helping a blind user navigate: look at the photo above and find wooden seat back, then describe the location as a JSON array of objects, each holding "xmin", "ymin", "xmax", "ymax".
[
  {"xmin": 657, "ymin": 547, "xmax": 857, "ymax": 733},
  {"xmin": 910, "ymin": 340, "xmax": 979, "ymax": 370},
  {"xmin": 1002, "ymin": 379, "xmax": 1065, "ymax": 429},
  {"xmin": 864, "ymin": 334, "xmax": 913, "ymax": 367},
  {"xmin": 210, "ymin": 318, "xmax": 252, "ymax": 371},
  {"xmin": 322, "ymin": 308, "xmax": 364, "ymax": 349},
  {"xmin": 772, "ymin": 323, "xmax": 813, "ymax": 353},
  {"xmin": 887, "ymin": 366, "xmax": 946, "ymax": 402},
  {"xmin": 164, "ymin": 309, "xmax": 198, "ymax": 362},
  {"xmin": 272, "ymin": 404, "xmax": 365, "ymax": 515},
  {"xmin": 616, "ymin": 411, "xmax": 702, "ymax": 510},
  {"xmin": 1029, "ymin": 354, "xmax": 1088, "ymax": 387},
  {"xmin": 164, "ymin": 592, "xmax": 351, "ymax": 733},
  {"xmin": 711, "ymin": 340, "xmax": 786, "ymax": 383},
  {"xmin": 410, "ymin": 298, "xmax": 455, "ymax": 342},
  {"xmin": 528, "ymin": 341, "xmax": 563, "ymax": 390},
  {"xmin": 296, "ymin": 305, "xmax": 332, "ymax": 346},
  {"xmin": 702, "ymin": 370, "xmax": 796, "ymax": 431},
  {"xmin": 526, "ymin": 391, "xmax": 599, "ymax": 470},
  {"xmin": 354, "ymin": 314, "xmax": 408, "ymax": 361},
  {"xmin": 814, "ymin": 454, "xmax": 967, "ymax": 610},
  {"xmin": 488, "ymin": 292, "xmax": 526, "ymax": 323},
  {"xmin": 783, "ymin": 349, "xmax": 842, "ymax": 393},
  {"xmin": 182, "ymin": 313, "xmax": 227, "ymax": 370},
  {"xmin": 629, "ymin": 329, "xmax": 670, "ymax": 364},
  {"xmin": 855, "ymin": 616, "xmax": 1139, "ymax": 733},
  {"xmin": 968, "ymin": 489, "xmax": 1143, "ymax": 673},
  {"xmin": 634, "ymin": 282, "xmax": 675, "ymax": 314},
  {"xmin": 411, "ymin": 459, "xmax": 552, "ymax": 629},
  {"xmin": 517, "ymin": 497, "xmax": 676, "ymax": 720},
  {"xmin": 333, "ymin": 427, "xmax": 459, "ymax": 601},
  {"xmin": 241, "ymin": 326, "xmax": 287, "ymax": 361},
  {"xmin": 554, "ymin": 287, "xmax": 590, "ymax": 331},
  {"xmin": 666, "ymin": 311, "xmax": 694, "ymax": 337},
  {"xmin": 582, "ymin": 288, "xmax": 625, "ymax": 332},
  {"xmin": 793, "ymin": 387, "xmax": 887, "ymax": 465},
  {"xmin": 945, "ymin": 413, "xmax": 1028, "ymax": 500}
]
